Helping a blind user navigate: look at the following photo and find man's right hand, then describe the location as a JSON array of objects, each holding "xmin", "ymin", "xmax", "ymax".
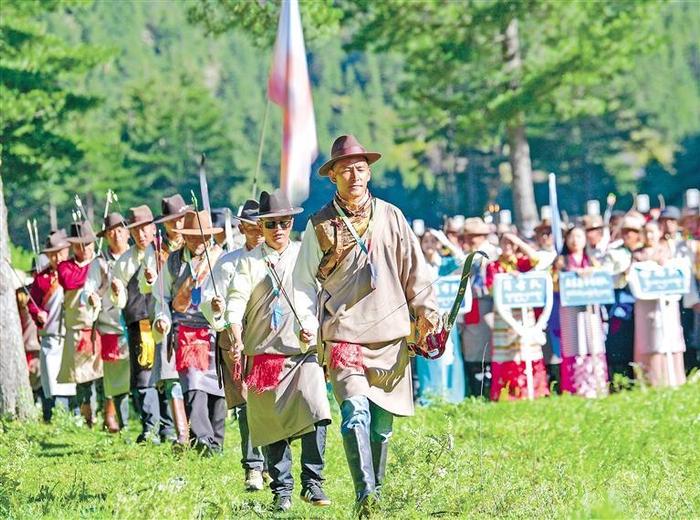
[
  {"xmin": 299, "ymin": 328, "xmax": 314, "ymax": 344},
  {"xmin": 153, "ymin": 319, "xmax": 167, "ymax": 335},
  {"xmin": 144, "ymin": 267, "xmax": 156, "ymax": 285},
  {"xmin": 110, "ymin": 279, "xmax": 121, "ymax": 294},
  {"xmin": 35, "ymin": 310, "xmax": 48, "ymax": 327},
  {"xmin": 211, "ymin": 296, "xmax": 225, "ymax": 316}
]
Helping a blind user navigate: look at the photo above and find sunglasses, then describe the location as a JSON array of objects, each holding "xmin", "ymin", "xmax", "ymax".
[{"xmin": 263, "ymin": 220, "xmax": 293, "ymax": 230}]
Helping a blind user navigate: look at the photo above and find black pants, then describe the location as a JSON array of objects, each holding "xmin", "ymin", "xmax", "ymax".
[
  {"xmin": 234, "ymin": 404, "xmax": 265, "ymax": 471},
  {"xmin": 266, "ymin": 423, "xmax": 327, "ymax": 497},
  {"xmin": 184, "ymin": 389, "xmax": 227, "ymax": 451}
]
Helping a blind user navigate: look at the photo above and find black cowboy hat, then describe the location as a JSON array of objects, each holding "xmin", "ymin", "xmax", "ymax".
[
  {"xmin": 253, "ymin": 190, "xmax": 303, "ymax": 219},
  {"xmin": 236, "ymin": 199, "xmax": 260, "ymax": 225}
]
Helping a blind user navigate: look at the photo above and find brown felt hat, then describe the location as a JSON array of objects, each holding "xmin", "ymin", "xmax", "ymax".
[
  {"xmin": 96, "ymin": 212, "xmax": 127, "ymax": 237},
  {"xmin": 41, "ymin": 229, "xmax": 71, "ymax": 253},
  {"xmin": 318, "ymin": 135, "xmax": 381, "ymax": 177},
  {"xmin": 125, "ymin": 205, "xmax": 155, "ymax": 229},
  {"xmin": 66, "ymin": 221, "xmax": 97, "ymax": 244},
  {"xmin": 152, "ymin": 194, "xmax": 192, "ymax": 224},
  {"xmin": 175, "ymin": 210, "xmax": 223, "ymax": 236}
]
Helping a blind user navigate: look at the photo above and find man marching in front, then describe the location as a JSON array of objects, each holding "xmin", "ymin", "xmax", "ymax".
[
  {"xmin": 219, "ymin": 190, "xmax": 331, "ymax": 512},
  {"xmin": 293, "ymin": 135, "xmax": 443, "ymax": 516}
]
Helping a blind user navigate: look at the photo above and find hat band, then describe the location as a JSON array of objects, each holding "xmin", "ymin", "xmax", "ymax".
[{"xmin": 332, "ymin": 145, "xmax": 368, "ymax": 159}]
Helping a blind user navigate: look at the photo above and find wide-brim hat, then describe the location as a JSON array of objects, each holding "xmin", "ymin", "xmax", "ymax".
[
  {"xmin": 463, "ymin": 217, "xmax": 490, "ymax": 235},
  {"xmin": 66, "ymin": 220, "xmax": 97, "ymax": 244},
  {"xmin": 175, "ymin": 210, "xmax": 223, "ymax": 236},
  {"xmin": 253, "ymin": 190, "xmax": 303, "ymax": 219},
  {"xmin": 534, "ymin": 218, "xmax": 552, "ymax": 232},
  {"xmin": 318, "ymin": 134, "xmax": 381, "ymax": 177},
  {"xmin": 96, "ymin": 212, "xmax": 127, "ymax": 237},
  {"xmin": 41, "ymin": 229, "xmax": 71, "ymax": 253},
  {"xmin": 582, "ymin": 214, "xmax": 604, "ymax": 230},
  {"xmin": 659, "ymin": 206, "xmax": 681, "ymax": 221},
  {"xmin": 125, "ymin": 205, "xmax": 155, "ymax": 229},
  {"xmin": 152, "ymin": 194, "xmax": 192, "ymax": 224},
  {"xmin": 620, "ymin": 214, "xmax": 644, "ymax": 232},
  {"xmin": 236, "ymin": 199, "xmax": 260, "ymax": 225}
]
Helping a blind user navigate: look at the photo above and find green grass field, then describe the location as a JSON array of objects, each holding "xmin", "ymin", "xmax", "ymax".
[{"xmin": 1, "ymin": 380, "xmax": 699, "ymax": 519}]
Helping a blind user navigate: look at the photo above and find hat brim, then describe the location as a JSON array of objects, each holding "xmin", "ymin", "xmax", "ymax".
[
  {"xmin": 152, "ymin": 207, "xmax": 193, "ymax": 225},
  {"xmin": 176, "ymin": 227, "xmax": 224, "ymax": 236},
  {"xmin": 41, "ymin": 243, "xmax": 71, "ymax": 253},
  {"xmin": 318, "ymin": 152, "xmax": 382, "ymax": 177},
  {"xmin": 236, "ymin": 216, "xmax": 257, "ymax": 225},
  {"xmin": 96, "ymin": 221, "xmax": 127, "ymax": 238},
  {"xmin": 66, "ymin": 235, "xmax": 96, "ymax": 245},
  {"xmin": 252, "ymin": 207, "xmax": 304, "ymax": 220},
  {"xmin": 463, "ymin": 227, "xmax": 490, "ymax": 236},
  {"xmin": 125, "ymin": 219, "xmax": 154, "ymax": 230}
]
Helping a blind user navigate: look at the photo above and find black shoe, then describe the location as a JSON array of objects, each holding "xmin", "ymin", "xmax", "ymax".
[
  {"xmin": 301, "ymin": 484, "xmax": 331, "ymax": 506},
  {"xmin": 272, "ymin": 494, "xmax": 292, "ymax": 512},
  {"xmin": 136, "ymin": 432, "xmax": 161, "ymax": 445}
]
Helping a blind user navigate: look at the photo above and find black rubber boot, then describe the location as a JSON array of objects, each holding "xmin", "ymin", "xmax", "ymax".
[
  {"xmin": 371, "ymin": 441, "xmax": 389, "ymax": 499},
  {"xmin": 342, "ymin": 427, "xmax": 376, "ymax": 517}
]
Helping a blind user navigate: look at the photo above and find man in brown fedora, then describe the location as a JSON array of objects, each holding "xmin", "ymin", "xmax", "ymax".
[
  {"xmin": 83, "ymin": 213, "xmax": 131, "ymax": 432},
  {"xmin": 152, "ymin": 209, "xmax": 227, "ymax": 454},
  {"xmin": 111, "ymin": 205, "xmax": 169, "ymax": 443},
  {"xmin": 56, "ymin": 220, "xmax": 103, "ymax": 428},
  {"xmin": 293, "ymin": 135, "xmax": 443, "ymax": 514},
  {"xmin": 28, "ymin": 229, "xmax": 77, "ymax": 421},
  {"xmin": 201, "ymin": 199, "xmax": 267, "ymax": 490},
  {"xmin": 143, "ymin": 193, "xmax": 192, "ymax": 446},
  {"xmin": 220, "ymin": 190, "xmax": 331, "ymax": 511}
]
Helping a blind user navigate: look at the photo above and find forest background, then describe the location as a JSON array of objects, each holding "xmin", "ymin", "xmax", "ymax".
[{"xmin": 2, "ymin": 0, "xmax": 700, "ymax": 263}]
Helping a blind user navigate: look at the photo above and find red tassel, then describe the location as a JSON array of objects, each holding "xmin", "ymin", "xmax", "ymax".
[
  {"xmin": 176, "ymin": 326, "xmax": 211, "ymax": 371},
  {"xmin": 329, "ymin": 342, "xmax": 364, "ymax": 370},
  {"xmin": 101, "ymin": 333, "xmax": 121, "ymax": 361},
  {"xmin": 245, "ymin": 354, "xmax": 286, "ymax": 393}
]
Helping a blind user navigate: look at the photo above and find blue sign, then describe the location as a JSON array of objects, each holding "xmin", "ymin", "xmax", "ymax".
[
  {"xmin": 435, "ymin": 275, "xmax": 469, "ymax": 314},
  {"xmin": 559, "ymin": 271, "xmax": 615, "ymax": 307},
  {"xmin": 628, "ymin": 262, "xmax": 690, "ymax": 299},
  {"xmin": 494, "ymin": 271, "xmax": 548, "ymax": 308}
]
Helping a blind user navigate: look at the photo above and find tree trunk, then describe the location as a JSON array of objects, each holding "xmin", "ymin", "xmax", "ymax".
[
  {"xmin": 0, "ymin": 174, "xmax": 35, "ymax": 420},
  {"xmin": 502, "ymin": 18, "xmax": 538, "ymax": 233}
]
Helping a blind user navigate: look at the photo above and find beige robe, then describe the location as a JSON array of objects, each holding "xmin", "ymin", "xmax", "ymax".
[
  {"xmin": 233, "ymin": 244, "xmax": 331, "ymax": 446},
  {"xmin": 296, "ymin": 198, "xmax": 439, "ymax": 417},
  {"xmin": 58, "ymin": 287, "xmax": 103, "ymax": 384}
]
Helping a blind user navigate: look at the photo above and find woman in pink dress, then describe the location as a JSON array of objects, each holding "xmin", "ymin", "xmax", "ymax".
[{"xmin": 556, "ymin": 226, "xmax": 609, "ymax": 398}]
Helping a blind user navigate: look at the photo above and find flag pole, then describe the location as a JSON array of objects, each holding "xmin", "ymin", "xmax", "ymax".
[{"xmin": 252, "ymin": 98, "xmax": 271, "ymax": 200}]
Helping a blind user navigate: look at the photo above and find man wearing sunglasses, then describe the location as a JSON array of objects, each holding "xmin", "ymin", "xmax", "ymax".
[
  {"xmin": 293, "ymin": 135, "xmax": 443, "ymax": 514},
  {"xmin": 201, "ymin": 200, "xmax": 267, "ymax": 491},
  {"xmin": 219, "ymin": 190, "xmax": 331, "ymax": 512}
]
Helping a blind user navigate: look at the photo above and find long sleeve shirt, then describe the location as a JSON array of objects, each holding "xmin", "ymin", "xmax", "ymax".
[
  {"xmin": 200, "ymin": 246, "xmax": 250, "ymax": 331},
  {"xmin": 84, "ymin": 250, "xmax": 126, "ymax": 334},
  {"xmin": 28, "ymin": 267, "xmax": 64, "ymax": 336},
  {"xmin": 110, "ymin": 245, "xmax": 155, "ymax": 309}
]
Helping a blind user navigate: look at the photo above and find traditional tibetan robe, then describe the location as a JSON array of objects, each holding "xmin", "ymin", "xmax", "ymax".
[
  {"xmin": 85, "ymin": 251, "xmax": 130, "ymax": 397},
  {"xmin": 227, "ymin": 242, "xmax": 331, "ymax": 447},
  {"xmin": 201, "ymin": 247, "xmax": 250, "ymax": 408},
  {"xmin": 144, "ymin": 239, "xmax": 182, "ymax": 384},
  {"xmin": 154, "ymin": 245, "xmax": 224, "ymax": 397},
  {"xmin": 29, "ymin": 267, "xmax": 76, "ymax": 398},
  {"xmin": 294, "ymin": 197, "xmax": 440, "ymax": 417},
  {"xmin": 56, "ymin": 258, "xmax": 103, "ymax": 384},
  {"xmin": 486, "ymin": 255, "xmax": 549, "ymax": 401},
  {"xmin": 556, "ymin": 255, "xmax": 608, "ymax": 398},
  {"xmin": 112, "ymin": 245, "xmax": 157, "ymax": 388}
]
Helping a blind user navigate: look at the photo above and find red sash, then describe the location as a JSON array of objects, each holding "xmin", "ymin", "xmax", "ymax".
[
  {"xmin": 175, "ymin": 325, "xmax": 211, "ymax": 372},
  {"xmin": 101, "ymin": 333, "xmax": 121, "ymax": 361},
  {"xmin": 329, "ymin": 342, "xmax": 364, "ymax": 370}
]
